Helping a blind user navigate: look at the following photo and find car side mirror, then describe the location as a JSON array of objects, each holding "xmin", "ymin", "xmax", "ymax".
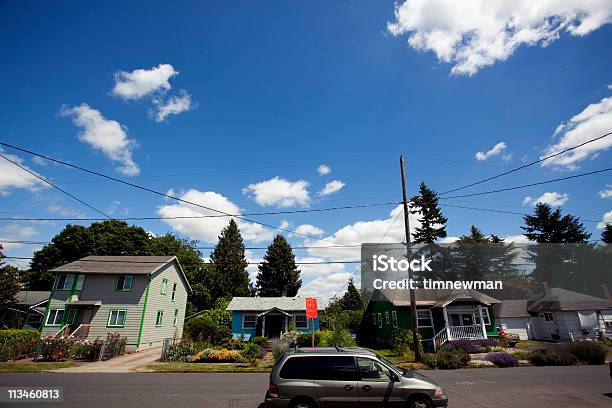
[{"xmin": 390, "ymin": 373, "xmax": 400, "ymax": 382}]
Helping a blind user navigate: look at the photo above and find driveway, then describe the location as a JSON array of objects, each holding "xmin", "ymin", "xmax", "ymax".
[
  {"xmin": 51, "ymin": 347, "xmax": 161, "ymax": 373},
  {"xmin": 1, "ymin": 365, "xmax": 611, "ymax": 407}
]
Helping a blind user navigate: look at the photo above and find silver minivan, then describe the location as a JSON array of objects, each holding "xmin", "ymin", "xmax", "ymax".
[{"xmin": 265, "ymin": 347, "xmax": 448, "ymax": 408}]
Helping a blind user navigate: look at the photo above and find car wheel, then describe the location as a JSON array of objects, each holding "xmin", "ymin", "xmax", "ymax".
[
  {"xmin": 407, "ymin": 395, "xmax": 433, "ymax": 408},
  {"xmin": 289, "ymin": 398, "xmax": 316, "ymax": 408}
]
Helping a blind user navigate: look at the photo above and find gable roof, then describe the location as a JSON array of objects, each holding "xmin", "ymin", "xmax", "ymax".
[
  {"xmin": 527, "ymin": 288, "xmax": 612, "ymax": 312},
  {"xmin": 15, "ymin": 291, "xmax": 50, "ymax": 307},
  {"xmin": 371, "ymin": 288, "xmax": 500, "ymax": 307},
  {"xmin": 494, "ymin": 300, "xmax": 531, "ymax": 318},
  {"xmin": 226, "ymin": 296, "xmax": 322, "ymax": 311},
  {"xmin": 51, "ymin": 255, "xmax": 191, "ymax": 291}
]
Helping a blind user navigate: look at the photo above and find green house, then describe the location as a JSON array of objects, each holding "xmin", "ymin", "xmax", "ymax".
[{"xmin": 364, "ymin": 288, "xmax": 500, "ymax": 350}]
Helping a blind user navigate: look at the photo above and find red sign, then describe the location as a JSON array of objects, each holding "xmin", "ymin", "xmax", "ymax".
[{"xmin": 305, "ymin": 297, "xmax": 318, "ymax": 319}]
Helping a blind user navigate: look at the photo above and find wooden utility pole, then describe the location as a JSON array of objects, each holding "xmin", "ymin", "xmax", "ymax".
[{"xmin": 400, "ymin": 155, "xmax": 422, "ymax": 362}]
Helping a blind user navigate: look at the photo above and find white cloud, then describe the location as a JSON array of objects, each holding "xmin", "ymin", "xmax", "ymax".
[
  {"xmin": 154, "ymin": 91, "xmax": 193, "ymax": 122},
  {"xmin": 522, "ymin": 192, "xmax": 569, "ymax": 207},
  {"xmin": 0, "ymin": 152, "xmax": 48, "ymax": 196},
  {"xmin": 597, "ymin": 210, "xmax": 612, "ymax": 229},
  {"xmin": 61, "ymin": 104, "xmax": 140, "ymax": 176},
  {"xmin": 46, "ymin": 205, "xmax": 86, "ymax": 219},
  {"xmin": 298, "ymin": 272, "xmax": 354, "ymax": 305},
  {"xmin": 541, "ymin": 96, "xmax": 612, "ymax": 170},
  {"xmin": 317, "ymin": 164, "xmax": 331, "ymax": 175},
  {"xmin": 599, "ymin": 185, "xmax": 612, "ymax": 198},
  {"xmin": 294, "ymin": 224, "xmax": 325, "ymax": 237},
  {"xmin": 112, "ymin": 63, "xmax": 178, "ymax": 100},
  {"xmin": 296, "ymin": 257, "xmax": 348, "ymax": 279},
  {"xmin": 31, "ymin": 156, "xmax": 48, "ymax": 166},
  {"xmin": 388, "ymin": 0, "xmax": 612, "ymax": 75},
  {"xmin": 157, "ymin": 189, "xmax": 273, "ymax": 243},
  {"xmin": 243, "ymin": 177, "xmax": 310, "ymax": 208},
  {"xmin": 0, "ymin": 224, "xmax": 39, "ymax": 252},
  {"xmin": 475, "ymin": 142, "xmax": 507, "ymax": 161},
  {"xmin": 607, "ymin": 84, "xmax": 612, "ymax": 90},
  {"xmin": 318, "ymin": 180, "xmax": 346, "ymax": 197},
  {"xmin": 503, "ymin": 234, "xmax": 530, "ymax": 243}
]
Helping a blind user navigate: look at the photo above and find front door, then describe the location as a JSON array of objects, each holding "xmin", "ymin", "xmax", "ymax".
[
  {"xmin": 356, "ymin": 357, "xmax": 405, "ymax": 408},
  {"xmin": 264, "ymin": 314, "xmax": 284, "ymax": 338},
  {"xmin": 449, "ymin": 313, "xmax": 475, "ymax": 326},
  {"xmin": 313, "ymin": 356, "xmax": 359, "ymax": 408}
]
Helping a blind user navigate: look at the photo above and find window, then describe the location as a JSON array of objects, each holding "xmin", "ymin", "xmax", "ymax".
[
  {"xmin": 46, "ymin": 309, "xmax": 65, "ymax": 326},
  {"xmin": 55, "ymin": 274, "xmax": 74, "ymax": 290},
  {"xmin": 450, "ymin": 313, "xmax": 461, "ymax": 327},
  {"xmin": 357, "ymin": 357, "xmax": 393, "ymax": 382},
  {"xmin": 171, "ymin": 282, "xmax": 177, "ymax": 301},
  {"xmin": 377, "ymin": 313, "xmax": 382, "ymax": 328},
  {"xmin": 385, "ymin": 311, "xmax": 390, "ymax": 325},
  {"xmin": 155, "ymin": 310, "xmax": 164, "ymax": 327},
  {"xmin": 75, "ymin": 275, "xmax": 85, "ymax": 291},
  {"xmin": 295, "ymin": 315, "xmax": 308, "ymax": 329},
  {"xmin": 475, "ymin": 307, "xmax": 491, "ymax": 325},
  {"xmin": 107, "ymin": 309, "xmax": 126, "ymax": 327},
  {"xmin": 372, "ymin": 313, "xmax": 377, "ymax": 325},
  {"xmin": 173, "ymin": 309, "xmax": 179, "ymax": 327},
  {"xmin": 66, "ymin": 309, "xmax": 78, "ymax": 325},
  {"xmin": 543, "ymin": 312, "xmax": 554, "ymax": 322},
  {"xmin": 416, "ymin": 309, "xmax": 433, "ymax": 328},
  {"xmin": 115, "ymin": 275, "xmax": 133, "ymax": 291},
  {"xmin": 243, "ymin": 314, "xmax": 256, "ymax": 329},
  {"xmin": 161, "ymin": 278, "xmax": 168, "ymax": 295},
  {"xmin": 280, "ymin": 356, "xmax": 357, "ymax": 381},
  {"xmin": 605, "ymin": 321, "xmax": 612, "ymax": 333},
  {"xmin": 391, "ymin": 311, "xmax": 398, "ymax": 328}
]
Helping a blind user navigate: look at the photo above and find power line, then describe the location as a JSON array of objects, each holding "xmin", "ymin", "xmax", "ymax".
[
  {"xmin": 0, "ymin": 153, "xmax": 112, "ymax": 220},
  {"xmin": 439, "ymin": 131, "xmax": 612, "ymax": 195},
  {"xmin": 1, "ymin": 256, "xmax": 365, "ymax": 265}
]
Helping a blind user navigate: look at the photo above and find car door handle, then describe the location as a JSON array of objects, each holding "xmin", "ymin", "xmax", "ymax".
[
  {"xmin": 344, "ymin": 385, "xmax": 353, "ymax": 391},
  {"xmin": 362, "ymin": 385, "xmax": 372, "ymax": 391}
]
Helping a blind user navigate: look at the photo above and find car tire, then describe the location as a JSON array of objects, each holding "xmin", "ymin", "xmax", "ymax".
[
  {"xmin": 407, "ymin": 395, "xmax": 434, "ymax": 408},
  {"xmin": 289, "ymin": 397, "xmax": 316, "ymax": 408}
]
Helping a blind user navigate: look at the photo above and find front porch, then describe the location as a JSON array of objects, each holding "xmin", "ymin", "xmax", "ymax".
[{"xmin": 432, "ymin": 304, "xmax": 491, "ymax": 350}]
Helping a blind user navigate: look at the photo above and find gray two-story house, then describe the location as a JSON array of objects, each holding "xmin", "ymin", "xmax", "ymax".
[{"xmin": 40, "ymin": 255, "xmax": 191, "ymax": 351}]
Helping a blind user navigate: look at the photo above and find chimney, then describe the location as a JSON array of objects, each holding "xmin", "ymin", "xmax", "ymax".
[
  {"xmin": 542, "ymin": 282, "xmax": 549, "ymax": 294},
  {"xmin": 602, "ymin": 284, "xmax": 612, "ymax": 302}
]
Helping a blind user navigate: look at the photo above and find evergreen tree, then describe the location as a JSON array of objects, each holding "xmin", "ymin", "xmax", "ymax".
[
  {"xmin": 340, "ymin": 277, "xmax": 363, "ymax": 311},
  {"xmin": 0, "ymin": 263, "xmax": 20, "ymax": 310},
  {"xmin": 602, "ymin": 224, "xmax": 612, "ymax": 244},
  {"xmin": 256, "ymin": 235, "xmax": 301, "ymax": 297},
  {"xmin": 208, "ymin": 220, "xmax": 250, "ymax": 299},
  {"xmin": 410, "ymin": 182, "xmax": 447, "ymax": 243},
  {"xmin": 456, "ymin": 225, "xmax": 488, "ymax": 243},
  {"xmin": 522, "ymin": 203, "xmax": 590, "ymax": 243}
]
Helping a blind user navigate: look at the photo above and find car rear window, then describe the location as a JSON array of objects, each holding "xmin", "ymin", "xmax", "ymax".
[{"xmin": 279, "ymin": 356, "xmax": 357, "ymax": 381}]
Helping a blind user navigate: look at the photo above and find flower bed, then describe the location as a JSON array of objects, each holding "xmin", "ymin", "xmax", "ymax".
[{"xmin": 191, "ymin": 348, "xmax": 242, "ymax": 363}]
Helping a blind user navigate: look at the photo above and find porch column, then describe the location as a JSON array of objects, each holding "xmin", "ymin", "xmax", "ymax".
[
  {"xmin": 478, "ymin": 306, "xmax": 488, "ymax": 339},
  {"xmin": 442, "ymin": 306, "xmax": 451, "ymax": 340},
  {"xmin": 262, "ymin": 315, "xmax": 266, "ymax": 337}
]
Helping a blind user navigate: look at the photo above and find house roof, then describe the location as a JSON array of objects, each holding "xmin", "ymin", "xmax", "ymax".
[
  {"xmin": 15, "ymin": 291, "xmax": 50, "ymax": 307},
  {"xmin": 527, "ymin": 288, "xmax": 612, "ymax": 312},
  {"xmin": 371, "ymin": 288, "xmax": 500, "ymax": 307},
  {"xmin": 51, "ymin": 255, "xmax": 192, "ymax": 291},
  {"xmin": 494, "ymin": 300, "xmax": 531, "ymax": 318},
  {"xmin": 226, "ymin": 296, "xmax": 322, "ymax": 311}
]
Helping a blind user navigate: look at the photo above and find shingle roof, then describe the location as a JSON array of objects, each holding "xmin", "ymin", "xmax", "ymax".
[
  {"xmin": 527, "ymin": 288, "xmax": 612, "ymax": 312},
  {"xmin": 371, "ymin": 288, "xmax": 500, "ymax": 307},
  {"xmin": 494, "ymin": 300, "xmax": 531, "ymax": 317},
  {"xmin": 15, "ymin": 291, "xmax": 50, "ymax": 306},
  {"xmin": 51, "ymin": 256, "xmax": 176, "ymax": 275},
  {"xmin": 226, "ymin": 296, "xmax": 322, "ymax": 311}
]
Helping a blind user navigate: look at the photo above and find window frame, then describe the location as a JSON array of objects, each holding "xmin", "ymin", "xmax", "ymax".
[
  {"xmin": 294, "ymin": 314, "xmax": 308, "ymax": 329},
  {"xmin": 391, "ymin": 310, "xmax": 398, "ymax": 328},
  {"xmin": 385, "ymin": 311, "xmax": 390, "ymax": 325},
  {"xmin": 372, "ymin": 313, "xmax": 377, "ymax": 325},
  {"xmin": 75, "ymin": 275, "xmax": 85, "ymax": 291},
  {"xmin": 55, "ymin": 274, "xmax": 74, "ymax": 290},
  {"xmin": 173, "ymin": 309, "xmax": 179, "ymax": 327},
  {"xmin": 543, "ymin": 312, "xmax": 554, "ymax": 322},
  {"xmin": 416, "ymin": 309, "xmax": 433, "ymax": 328},
  {"xmin": 242, "ymin": 314, "xmax": 257, "ymax": 329},
  {"xmin": 476, "ymin": 307, "xmax": 491, "ymax": 325},
  {"xmin": 45, "ymin": 309, "xmax": 65, "ymax": 326},
  {"xmin": 155, "ymin": 310, "xmax": 165, "ymax": 327},
  {"xmin": 377, "ymin": 313, "xmax": 382, "ymax": 329},
  {"xmin": 357, "ymin": 357, "xmax": 394, "ymax": 382},
  {"xmin": 161, "ymin": 278, "xmax": 168, "ymax": 295},
  {"xmin": 107, "ymin": 309, "xmax": 127, "ymax": 328},
  {"xmin": 114, "ymin": 275, "xmax": 133, "ymax": 292},
  {"xmin": 171, "ymin": 282, "xmax": 177, "ymax": 302}
]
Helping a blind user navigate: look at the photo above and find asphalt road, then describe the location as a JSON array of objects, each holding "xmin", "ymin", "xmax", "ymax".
[{"xmin": 1, "ymin": 365, "xmax": 610, "ymax": 408}]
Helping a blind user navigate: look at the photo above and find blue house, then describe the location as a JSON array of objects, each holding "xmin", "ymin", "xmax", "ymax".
[{"xmin": 226, "ymin": 297, "xmax": 321, "ymax": 340}]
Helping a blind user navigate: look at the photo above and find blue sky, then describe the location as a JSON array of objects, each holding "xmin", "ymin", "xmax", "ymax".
[{"xmin": 1, "ymin": 1, "xmax": 611, "ymax": 299}]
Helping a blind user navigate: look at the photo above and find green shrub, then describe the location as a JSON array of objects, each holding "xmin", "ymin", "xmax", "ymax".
[
  {"xmin": 564, "ymin": 342, "xmax": 606, "ymax": 365},
  {"xmin": 320, "ymin": 328, "xmax": 356, "ymax": 347},
  {"xmin": 511, "ymin": 351, "xmax": 528, "ymax": 360},
  {"xmin": 527, "ymin": 349, "xmax": 577, "ymax": 366},
  {"xmin": 251, "ymin": 336, "xmax": 268, "ymax": 346},
  {"xmin": 0, "ymin": 329, "xmax": 40, "ymax": 361},
  {"xmin": 423, "ymin": 348, "xmax": 470, "ymax": 369},
  {"xmin": 272, "ymin": 343, "xmax": 286, "ymax": 362},
  {"xmin": 163, "ymin": 342, "xmax": 200, "ymax": 362},
  {"xmin": 38, "ymin": 337, "xmax": 72, "ymax": 362},
  {"xmin": 296, "ymin": 331, "xmax": 320, "ymax": 347},
  {"xmin": 240, "ymin": 343, "xmax": 261, "ymax": 361},
  {"xmin": 184, "ymin": 314, "xmax": 232, "ymax": 345},
  {"xmin": 490, "ymin": 345, "xmax": 506, "ymax": 352}
]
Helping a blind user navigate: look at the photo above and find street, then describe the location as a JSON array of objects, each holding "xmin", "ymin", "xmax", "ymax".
[{"xmin": 1, "ymin": 365, "xmax": 611, "ymax": 408}]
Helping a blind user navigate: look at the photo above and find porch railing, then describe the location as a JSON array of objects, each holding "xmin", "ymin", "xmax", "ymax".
[
  {"xmin": 67, "ymin": 324, "xmax": 90, "ymax": 339},
  {"xmin": 433, "ymin": 328, "xmax": 448, "ymax": 351},
  {"xmin": 449, "ymin": 325, "xmax": 485, "ymax": 340}
]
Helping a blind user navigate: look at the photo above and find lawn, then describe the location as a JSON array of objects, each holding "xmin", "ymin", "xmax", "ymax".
[
  {"xmin": 0, "ymin": 362, "xmax": 76, "ymax": 372},
  {"xmin": 146, "ymin": 363, "xmax": 272, "ymax": 373}
]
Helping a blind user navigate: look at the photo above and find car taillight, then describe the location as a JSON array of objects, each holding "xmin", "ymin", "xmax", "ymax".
[
  {"xmin": 434, "ymin": 386, "xmax": 445, "ymax": 398},
  {"xmin": 268, "ymin": 383, "xmax": 280, "ymax": 398}
]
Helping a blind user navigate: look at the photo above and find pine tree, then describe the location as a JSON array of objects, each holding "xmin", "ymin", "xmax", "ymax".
[
  {"xmin": 256, "ymin": 235, "xmax": 301, "ymax": 297},
  {"xmin": 209, "ymin": 220, "xmax": 250, "ymax": 299},
  {"xmin": 410, "ymin": 182, "xmax": 447, "ymax": 243},
  {"xmin": 522, "ymin": 203, "xmax": 591, "ymax": 243},
  {"xmin": 0, "ymin": 263, "xmax": 20, "ymax": 310},
  {"xmin": 340, "ymin": 277, "xmax": 363, "ymax": 311},
  {"xmin": 456, "ymin": 225, "xmax": 488, "ymax": 243},
  {"xmin": 602, "ymin": 224, "xmax": 612, "ymax": 244}
]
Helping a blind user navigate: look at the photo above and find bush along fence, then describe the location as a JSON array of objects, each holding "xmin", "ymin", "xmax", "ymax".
[{"xmin": 0, "ymin": 330, "xmax": 127, "ymax": 363}]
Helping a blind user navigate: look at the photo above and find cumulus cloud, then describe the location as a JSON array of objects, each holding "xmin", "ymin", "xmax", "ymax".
[
  {"xmin": 154, "ymin": 91, "xmax": 193, "ymax": 122},
  {"xmin": 298, "ymin": 272, "xmax": 355, "ymax": 305},
  {"xmin": 112, "ymin": 63, "xmax": 178, "ymax": 100},
  {"xmin": 597, "ymin": 210, "xmax": 612, "ymax": 229},
  {"xmin": 61, "ymin": 104, "xmax": 140, "ymax": 176},
  {"xmin": 318, "ymin": 180, "xmax": 346, "ymax": 197},
  {"xmin": 157, "ymin": 189, "xmax": 273, "ymax": 243},
  {"xmin": 317, "ymin": 164, "xmax": 331, "ymax": 175},
  {"xmin": 541, "ymin": 96, "xmax": 612, "ymax": 170},
  {"xmin": 475, "ymin": 142, "xmax": 507, "ymax": 161},
  {"xmin": 243, "ymin": 177, "xmax": 310, "ymax": 208},
  {"xmin": 0, "ymin": 151, "xmax": 48, "ymax": 196},
  {"xmin": 522, "ymin": 192, "xmax": 569, "ymax": 207},
  {"xmin": 294, "ymin": 224, "xmax": 325, "ymax": 237},
  {"xmin": 599, "ymin": 185, "xmax": 612, "ymax": 198},
  {"xmin": 388, "ymin": 0, "xmax": 612, "ymax": 75},
  {"xmin": 0, "ymin": 224, "xmax": 39, "ymax": 252}
]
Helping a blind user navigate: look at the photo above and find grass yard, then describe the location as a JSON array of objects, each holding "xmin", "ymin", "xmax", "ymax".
[
  {"xmin": 0, "ymin": 362, "xmax": 75, "ymax": 372},
  {"xmin": 146, "ymin": 363, "xmax": 272, "ymax": 373}
]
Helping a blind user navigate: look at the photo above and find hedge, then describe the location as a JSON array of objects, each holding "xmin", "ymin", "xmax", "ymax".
[{"xmin": 0, "ymin": 329, "xmax": 40, "ymax": 361}]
